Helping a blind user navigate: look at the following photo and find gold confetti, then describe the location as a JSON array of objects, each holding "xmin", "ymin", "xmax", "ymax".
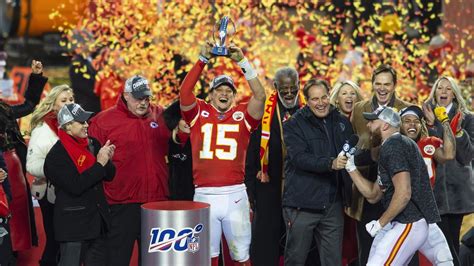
[{"xmin": 46, "ymin": 0, "xmax": 473, "ymax": 106}]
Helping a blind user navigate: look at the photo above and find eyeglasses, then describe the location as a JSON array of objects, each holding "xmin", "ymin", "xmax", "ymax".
[{"xmin": 278, "ymin": 88, "xmax": 299, "ymax": 96}]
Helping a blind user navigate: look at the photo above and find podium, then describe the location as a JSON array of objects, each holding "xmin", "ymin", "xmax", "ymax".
[{"xmin": 141, "ymin": 201, "xmax": 210, "ymax": 265}]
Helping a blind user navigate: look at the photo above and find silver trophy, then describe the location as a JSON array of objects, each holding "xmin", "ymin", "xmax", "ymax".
[{"xmin": 211, "ymin": 16, "xmax": 236, "ymax": 56}]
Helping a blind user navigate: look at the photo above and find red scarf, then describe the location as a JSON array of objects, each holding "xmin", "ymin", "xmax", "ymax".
[
  {"xmin": 43, "ymin": 111, "xmax": 59, "ymax": 135},
  {"xmin": 58, "ymin": 129, "xmax": 96, "ymax": 173},
  {"xmin": 259, "ymin": 91, "xmax": 305, "ymax": 179}
]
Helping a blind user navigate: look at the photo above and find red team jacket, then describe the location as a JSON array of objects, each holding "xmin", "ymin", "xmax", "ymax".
[{"xmin": 88, "ymin": 98, "xmax": 170, "ymax": 204}]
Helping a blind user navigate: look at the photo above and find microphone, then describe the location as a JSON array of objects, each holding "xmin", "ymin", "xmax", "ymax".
[{"xmin": 342, "ymin": 134, "xmax": 359, "ymax": 156}]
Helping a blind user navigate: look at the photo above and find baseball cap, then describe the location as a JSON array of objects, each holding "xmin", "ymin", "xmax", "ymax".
[
  {"xmin": 58, "ymin": 103, "xmax": 93, "ymax": 127},
  {"xmin": 399, "ymin": 105, "xmax": 424, "ymax": 119},
  {"xmin": 124, "ymin": 75, "xmax": 152, "ymax": 99},
  {"xmin": 363, "ymin": 106, "xmax": 401, "ymax": 127},
  {"xmin": 210, "ymin": 75, "xmax": 236, "ymax": 93}
]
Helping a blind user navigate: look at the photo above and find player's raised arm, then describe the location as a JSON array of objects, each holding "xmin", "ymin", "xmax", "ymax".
[
  {"xmin": 179, "ymin": 42, "xmax": 213, "ymax": 111},
  {"xmin": 228, "ymin": 45, "xmax": 266, "ymax": 120}
]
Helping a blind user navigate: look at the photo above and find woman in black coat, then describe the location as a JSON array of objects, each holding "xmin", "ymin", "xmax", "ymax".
[
  {"xmin": 0, "ymin": 60, "xmax": 47, "ymax": 251},
  {"xmin": 44, "ymin": 103, "xmax": 116, "ymax": 266}
]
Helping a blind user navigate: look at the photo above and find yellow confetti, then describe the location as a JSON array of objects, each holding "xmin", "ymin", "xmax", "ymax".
[{"xmin": 46, "ymin": 0, "xmax": 473, "ymax": 106}]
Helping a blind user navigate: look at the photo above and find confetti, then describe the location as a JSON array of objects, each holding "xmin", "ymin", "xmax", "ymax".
[{"xmin": 46, "ymin": 0, "xmax": 473, "ymax": 106}]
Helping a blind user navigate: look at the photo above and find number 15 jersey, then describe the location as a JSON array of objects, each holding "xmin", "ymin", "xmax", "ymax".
[{"xmin": 182, "ymin": 99, "xmax": 260, "ymax": 188}]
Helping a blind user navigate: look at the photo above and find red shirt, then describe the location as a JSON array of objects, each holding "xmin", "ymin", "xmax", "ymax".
[
  {"xmin": 182, "ymin": 100, "xmax": 260, "ymax": 187},
  {"xmin": 417, "ymin": 136, "xmax": 443, "ymax": 188}
]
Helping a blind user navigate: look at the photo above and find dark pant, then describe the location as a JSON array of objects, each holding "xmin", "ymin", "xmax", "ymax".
[
  {"xmin": 251, "ymin": 180, "xmax": 285, "ymax": 266},
  {"xmin": 38, "ymin": 197, "xmax": 59, "ymax": 266},
  {"xmin": 105, "ymin": 203, "xmax": 141, "ymax": 266},
  {"xmin": 355, "ymin": 200, "xmax": 384, "ymax": 266},
  {"xmin": 0, "ymin": 221, "xmax": 15, "ymax": 266},
  {"xmin": 283, "ymin": 200, "xmax": 344, "ymax": 266},
  {"xmin": 59, "ymin": 237, "xmax": 106, "ymax": 266},
  {"xmin": 438, "ymin": 214, "xmax": 464, "ymax": 266}
]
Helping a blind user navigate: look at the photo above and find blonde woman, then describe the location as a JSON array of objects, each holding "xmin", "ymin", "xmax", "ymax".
[
  {"xmin": 329, "ymin": 80, "xmax": 364, "ymax": 264},
  {"xmin": 27, "ymin": 84, "xmax": 74, "ymax": 266},
  {"xmin": 329, "ymin": 80, "xmax": 363, "ymax": 119},
  {"xmin": 423, "ymin": 76, "xmax": 474, "ymax": 263}
]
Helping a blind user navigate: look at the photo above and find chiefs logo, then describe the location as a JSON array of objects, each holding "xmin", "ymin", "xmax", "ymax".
[
  {"xmin": 77, "ymin": 155, "xmax": 86, "ymax": 166},
  {"xmin": 423, "ymin": 144, "xmax": 436, "ymax": 156},
  {"xmin": 232, "ymin": 111, "xmax": 244, "ymax": 121},
  {"xmin": 150, "ymin": 121, "xmax": 158, "ymax": 128},
  {"xmin": 201, "ymin": 111, "xmax": 210, "ymax": 118}
]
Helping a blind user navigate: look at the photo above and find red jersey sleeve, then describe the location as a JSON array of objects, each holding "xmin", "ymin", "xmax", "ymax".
[
  {"xmin": 181, "ymin": 101, "xmax": 200, "ymax": 125},
  {"xmin": 430, "ymin": 136, "xmax": 443, "ymax": 148},
  {"xmin": 244, "ymin": 107, "xmax": 261, "ymax": 132},
  {"xmin": 179, "ymin": 59, "xmax": 205, "ymax": 107}
]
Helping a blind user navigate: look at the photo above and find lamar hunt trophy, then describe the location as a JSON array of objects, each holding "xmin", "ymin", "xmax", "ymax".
[{"xmin": 211, "ymin": 16, "xmax": 236, "ymax": 56}]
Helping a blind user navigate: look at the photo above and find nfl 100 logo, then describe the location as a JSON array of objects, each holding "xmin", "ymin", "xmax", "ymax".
[{"xmin": 148, "ymin": 223, "xmax": 204, "ymax": 253}]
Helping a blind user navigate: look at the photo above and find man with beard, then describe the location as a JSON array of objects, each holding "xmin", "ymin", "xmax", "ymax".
[
  {"xmin": 349, "ymin": 64, "xmax": 411, "ymax": 265},
  {"xmin": 245, "ymin": 67, "xmax": 304, "ymax": 265},
  {"xmin": 345, "ymin": 106, "xmax": 441, "ymax": 265},
  {"xmin": 399, "ymin": 105, "xmax": 455, "ymax": 265}
]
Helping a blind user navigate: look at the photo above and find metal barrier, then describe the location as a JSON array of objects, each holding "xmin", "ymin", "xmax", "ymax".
[{"xmin": 141, "ymin": 201, "xmax": 210, "ymax": 265}]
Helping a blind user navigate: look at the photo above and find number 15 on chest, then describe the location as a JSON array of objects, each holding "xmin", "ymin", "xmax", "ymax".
[{"xmin": 199, "ymin": 123, "xmax": 239, "ymax": 160}]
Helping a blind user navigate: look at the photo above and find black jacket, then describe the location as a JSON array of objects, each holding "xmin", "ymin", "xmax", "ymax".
[
  {"xmin": 44, "ymin": 137, "xmax": 115, "ymax": 242},
  {"xmin": 0, "ymin": 72, "xmax": 47, "ymax": 246},
  {"xmin": 0, "ymin": 73, "xmax": 48, "ymax": 172},
  {"xmin": 245, "ymin": 100, "xmax": 299, "ymax": 204},
  {"xmin": 168, "ymin": 139, "xmax": 194, "ymax": 200},
  {"xmin": 0, "ymin": 153, "xmax": 10, "ymax": 201},
  {"xmin": 429, "ymin": 103, "xmax": 474, "ymax": 214},
  {"xmin": 282, "ymin": 106, "xmax": 353, "ymax": 210}
]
